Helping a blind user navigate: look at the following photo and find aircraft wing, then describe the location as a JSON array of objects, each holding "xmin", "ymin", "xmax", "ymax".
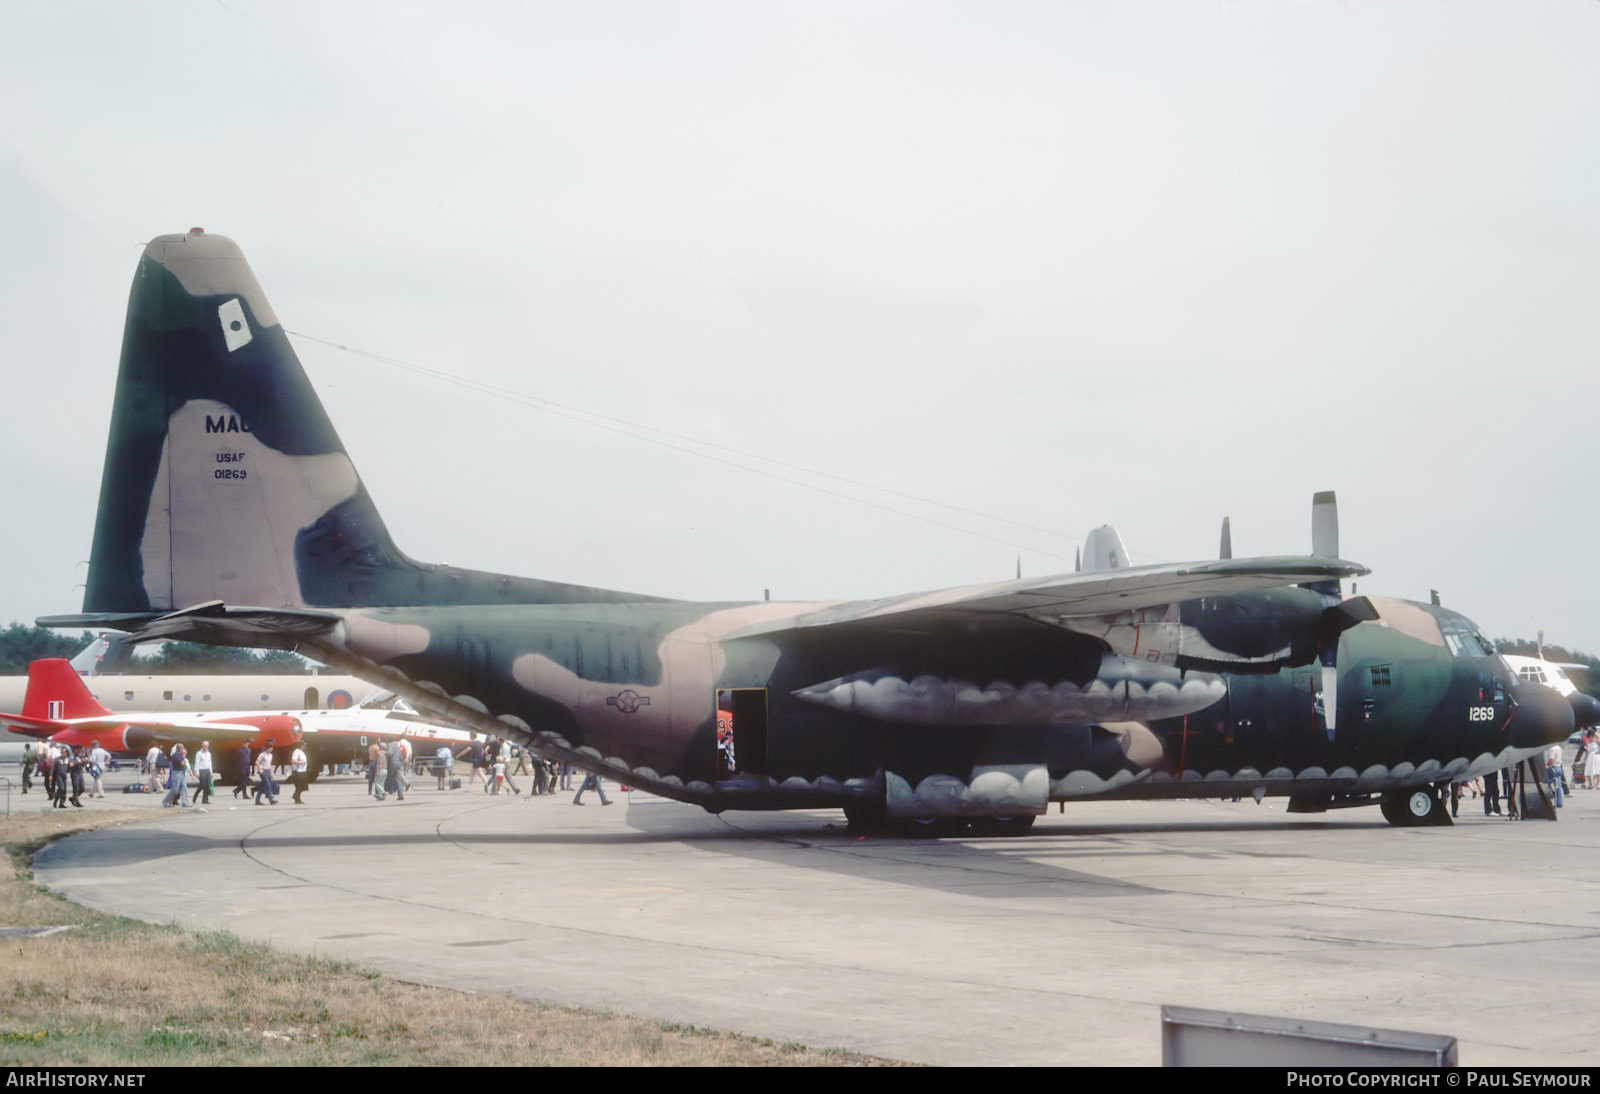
[
  {"xmin": 0, "ymin": 713, "xmax": 267, "ymax": 742},
  {"xmin": 729, "ymin": 554, "xmax": 1367, "ymax": 638}
]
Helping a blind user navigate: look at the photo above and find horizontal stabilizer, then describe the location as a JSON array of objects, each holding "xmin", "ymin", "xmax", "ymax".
[{"xmin": 39, "ymin": 602, "xmax": 342, "ymax": 650}]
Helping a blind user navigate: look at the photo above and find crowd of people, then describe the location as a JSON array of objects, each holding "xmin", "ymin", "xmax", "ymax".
[
  {"xmin": 20, "ymin": 729, "xmax": 1600, "ymax": 818},
  {"xmin": 1450, "ymin": 730, "xmax": 1600, "ymax": 817},
  {"xmin": 18, "ymin": 740, "xmax": 111, "ymax": 808},
  {"xmin": 18, "ymin": 732, "xmax": 614, "ymax": 810},
  {"xmin": 399, "ymin": 733, "xmax": 604, "ymax": 805}
]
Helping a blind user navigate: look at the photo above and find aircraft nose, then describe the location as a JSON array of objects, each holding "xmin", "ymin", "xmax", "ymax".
[
  {"xmin": 1568, "ymin": 691, "xmax": 1600, "ymax": 729},
  {"xmin": 1509, "ymin": 681, "xmax": 1575, "ymax": 748}
]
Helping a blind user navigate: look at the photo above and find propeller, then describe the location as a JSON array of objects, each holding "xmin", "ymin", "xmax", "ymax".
[
  {"xmin": 1223, "ymin": 491, "xmax": 1367, "ymax": 738},
  {"xmin": 1303, "ymin": 491, "xmax": 1375, "ymax": 740}
]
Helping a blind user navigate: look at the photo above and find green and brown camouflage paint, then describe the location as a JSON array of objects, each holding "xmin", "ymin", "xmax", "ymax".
[{"xmin": 43, "ymin": 233, "xmax": 1573, "ymax": 826}]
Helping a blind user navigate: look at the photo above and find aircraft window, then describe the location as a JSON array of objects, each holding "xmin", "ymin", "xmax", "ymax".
[
  {"xmin": 261, "ymin": 694, "xmax": 269, "ymax": 702},
  {"xmin": 203, "ymin": 694, "xmax": 211, "ymax": 702},
  {"xmin": 163, "ymin": 691, "xmax": 173, "ymax": 701},
  {"xmin": 1437, "ymin": 616, "xmax": 1490, "ymax": 658},
  {"xmin": 124, "ymin": 691, "xmax": 134, "ymax": 702},
  {"xmin": 184, "ymin": 694, "xmax": 191, "ymax": 702}
]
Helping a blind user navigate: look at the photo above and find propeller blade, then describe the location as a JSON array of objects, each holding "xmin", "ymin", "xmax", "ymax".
[
  {"xmin": 1322, "ymin": 659, "xmax": 1338, "ymax": 741},
  {"xmin": 1219, "ymin": 516, "xmax": 1232, "ymax": 560},
  {"xmin": 1311, "ymin": 490, "xmax": 1338, "ymax": 558},
  {"xmin": 1314, "ymin": 596, "xmax": 1374, "ymax": 742}
]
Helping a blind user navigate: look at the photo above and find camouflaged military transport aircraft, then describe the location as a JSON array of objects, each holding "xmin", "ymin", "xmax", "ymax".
[{"xmin": 40, "ymin": 231, "xmax": 1575, "ymax": 833}]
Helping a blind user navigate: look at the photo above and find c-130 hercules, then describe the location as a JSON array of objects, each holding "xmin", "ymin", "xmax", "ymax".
[{"xmin": 43, "ymin": 231, "xmax": 1575, "ymax": 833}]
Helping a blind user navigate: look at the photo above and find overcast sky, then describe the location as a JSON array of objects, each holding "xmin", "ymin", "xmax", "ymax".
[{"xmin": 2, "ymin": 1, "xmax": 1597, "ymax": 648}]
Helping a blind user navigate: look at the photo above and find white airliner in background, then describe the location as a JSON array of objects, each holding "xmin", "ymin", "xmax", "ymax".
[
  {"xmin": 0, "ymin": 634, "xmax": 384, "ymax": 719},
  {"xmin": 1502, "ymin": 653, "xmax": 1600, "ymax": 736}
]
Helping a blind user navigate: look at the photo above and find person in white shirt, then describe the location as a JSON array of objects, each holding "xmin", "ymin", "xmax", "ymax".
[
  {"xmin": 435, "ymin": 744, "xmax": 453, "ymax": 790},
  {"xmin": 254, "ymin": 746, "xmax": 278, "ymax": 805},
  {"xmin": 290, "ymin": 742, "xmax": 310, "ymax": 804},
  {"xmin": 194, "ymin": 742, "xmax": 214, "ymax": 805},
  {"xmin": 86, "ymin": 744, "xmax": 111, "ymax": 798},
  {"xmin": 395, "ymin": 737, "xmax": 413, "ymax": 793},
  {"xmin": 1546, "ymin": 742, "xmax": 1566, "ymax": 809},
  {"xmin": 145, "ymin": 744, "xmax": 162, "ymax": 793}
]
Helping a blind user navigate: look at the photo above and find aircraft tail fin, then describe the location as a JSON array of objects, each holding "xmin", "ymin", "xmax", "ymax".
[
  {"xmin": 21, "ymin": 659, "xmax": 112, "ymax": 723},
  {"xmin": 67, "ymin": 634, "xmax": 112, "ymax": 676},
  {"xmin": 1081, "ymin": 525, "xmax": 1129, "ymax": 572},
  {"xmin": 80, "ymin": 231, "xmax": 660, "ymax": 620}
]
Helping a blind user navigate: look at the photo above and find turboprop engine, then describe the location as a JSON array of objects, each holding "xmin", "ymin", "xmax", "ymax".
[{"xmin": 1050, "ymin": 492, "xmax": 1377, "ymax": 737}]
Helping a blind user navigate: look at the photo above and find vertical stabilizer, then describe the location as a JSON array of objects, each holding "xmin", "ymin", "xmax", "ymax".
[
  {"xmin": 67, "ymin": 635, "xmax": 111, "ymax": 676},
  {"xmin": 83, "ymin": 231, "xmax": 658, "ymax": 617},
  {"xmin": 22, "ymin": 659, "xmax": 112, "ymax": 722},
  {"xmin": 1081, "ymin": 526, "xmax": 1129, "ymax": 572},
  {"xmin": 85, "ymin": 231, "xmax": 376, "ymax": 613}
]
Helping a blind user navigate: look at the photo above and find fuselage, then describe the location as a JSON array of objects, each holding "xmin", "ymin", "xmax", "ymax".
[
  {"xmin": 0, "ymin": 673, "xmax": 371, "ymax": 716},
  {"xmin": 312, "ymin": 592, "xmax": 1571, "ymax": 817}
]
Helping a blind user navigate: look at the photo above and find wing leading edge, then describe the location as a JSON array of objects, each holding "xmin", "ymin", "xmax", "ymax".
[{"xmin": 726, "ymin": 555, "xmax": 1369, "ymax": 639}]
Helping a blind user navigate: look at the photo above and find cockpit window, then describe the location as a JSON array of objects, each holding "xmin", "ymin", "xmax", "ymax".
[{"xmin": 1437, "ymin": 614, "xmax": 1492, "ymax": 659}]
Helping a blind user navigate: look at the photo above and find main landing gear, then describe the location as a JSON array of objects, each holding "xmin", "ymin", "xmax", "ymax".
[
  {"xmin": 1379, "ymin": 786, "xmax": 1453, "ymax": 827},
  {"xmin": 842, "ymin": 802, "xmax": 1037, "ymax": 838}
]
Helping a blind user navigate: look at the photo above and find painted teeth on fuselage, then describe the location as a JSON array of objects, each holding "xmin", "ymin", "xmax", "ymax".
[{"xmin": 1048, "ymin": 746, "xmax": 1547, "ymax": 799}]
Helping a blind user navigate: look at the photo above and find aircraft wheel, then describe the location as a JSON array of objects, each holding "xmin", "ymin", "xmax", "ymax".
[
  {"xmin": 893, "ymin": 816, "xmax": 958, "ymax": 839},
  {"xmin": 970, "ymin": 815, "xmax": 1037, "ymax": 838},
  {"xmin": 1381, "ymin": 788, "xmax": 1446, "ymax": 827},
  {"xmin": 843, "ymin": 801, "xmax": 887, "ymax": 834}
]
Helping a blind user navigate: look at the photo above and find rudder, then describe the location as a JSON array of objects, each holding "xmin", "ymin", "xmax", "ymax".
[
  {"xmin": 82, "ymin": 231, "xmax": 661, "ymax": 618},
  {"xmin": 23, "ymin": 659, "xmax": 112, "ymax": 722}
]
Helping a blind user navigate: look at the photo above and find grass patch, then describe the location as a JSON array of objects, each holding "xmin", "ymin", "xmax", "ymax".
[{"xmin": 0, "ymin": 809, "xmax": 899, "ymax": 1066}]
